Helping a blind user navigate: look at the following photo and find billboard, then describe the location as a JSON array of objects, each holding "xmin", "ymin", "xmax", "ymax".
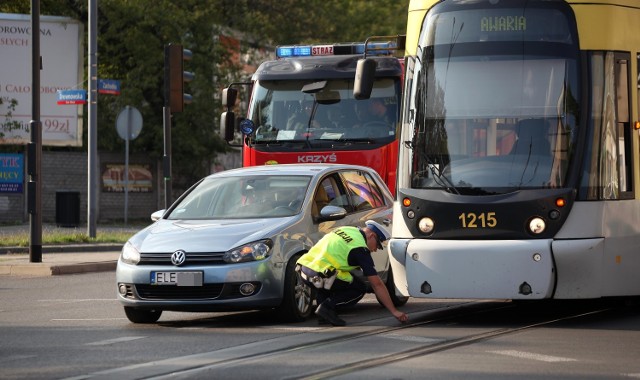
[
  {"xmin": 101, "ymin": 163, "xmax": 153, "ymax": 193},
  {"xmin": 0, "ymin": 13, "xmax": 83, "ymax": 146},
  {"xmin": 0, "ymin": 153, "xmax": 23, "ymax": 193}
]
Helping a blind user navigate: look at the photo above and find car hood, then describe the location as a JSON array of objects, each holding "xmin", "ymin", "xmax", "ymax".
[{"xmin": 128, "ymin": 218, "xmax": 293, "ymax": 253}]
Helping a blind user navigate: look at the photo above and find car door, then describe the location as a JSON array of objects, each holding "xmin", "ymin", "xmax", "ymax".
[
  {"xmin": 313, "ymin": 170, "xmax": 375, "ymax": 232},
  {"xmin": 337, "ymin": 169, "xmax": 393, "ymax": 274}
]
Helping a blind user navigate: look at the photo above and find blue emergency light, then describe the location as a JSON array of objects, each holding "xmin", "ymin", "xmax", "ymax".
[
  {"xmin": 276, "ymin": 46, "xmax": 312, "ymax": 58},
  {"xmin": 275, "ymin": 42, "xmax": 395, "ymax": 59}
]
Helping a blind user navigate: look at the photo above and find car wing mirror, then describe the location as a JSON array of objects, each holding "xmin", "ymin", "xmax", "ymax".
[
  {"xmin": 318, "ymin": 205, "xmax": 347, "ymax": 222},
  {"xmin": 151, "ymin": 209, "xmax": 165, "ymax": 222}
]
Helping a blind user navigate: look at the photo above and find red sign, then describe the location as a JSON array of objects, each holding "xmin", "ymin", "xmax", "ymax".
[{"xmin": 312, "ymin": 45, "xmax": 334, "ymax": 56}]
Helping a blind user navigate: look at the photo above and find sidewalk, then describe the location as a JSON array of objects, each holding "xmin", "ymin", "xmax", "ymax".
[
  {"xmin": 0, "ymin": 223, "xmax": 138, "ymax": 277},
  {"xmin": 0, "ymin": 248, "xmax": 122, "ymax": 277}
]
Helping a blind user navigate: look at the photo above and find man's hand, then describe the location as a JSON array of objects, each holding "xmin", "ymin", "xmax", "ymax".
[
  {"xmin": 392, "ymin": 310, "xmax": 409, "ymax": 323},
  {"xmin": 368, "ymin": 275, "xmax": 409, "ymax": 323}
]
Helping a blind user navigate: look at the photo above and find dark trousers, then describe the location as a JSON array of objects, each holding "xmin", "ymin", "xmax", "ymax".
[{"xmin": 312, "ymin": 277, "xmax": 367, "ymax": 310}]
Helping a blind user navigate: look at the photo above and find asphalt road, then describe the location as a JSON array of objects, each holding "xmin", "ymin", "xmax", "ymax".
[{"xmin": 1, "ymin": 271, "xmax": 639, "ymax": 380}]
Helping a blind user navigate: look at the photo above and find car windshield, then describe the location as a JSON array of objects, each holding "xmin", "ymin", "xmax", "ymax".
[
  {"xmin": 247, "ymin": 78, "xmax": 399, "ymax": 146},
  {"xmin": 167, "ymin": 175, "xmax": 312, "ymax": 219}
]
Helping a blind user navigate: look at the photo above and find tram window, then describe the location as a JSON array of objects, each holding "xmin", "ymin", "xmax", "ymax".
[
  {"xmin": 615, "ymin": 55, "xmax": 632, "ymax": 196},
  {"xmin": 616, "ymin": 59, "xmax": 629, "ymax": 123},
  {"xmin": 582, "ymin": 52, "xmax": 633, "ymax": 200}
]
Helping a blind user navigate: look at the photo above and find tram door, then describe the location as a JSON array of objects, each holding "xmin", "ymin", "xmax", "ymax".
[{"xmin": 588, "ymin": 52, "xmax": 637, "ymax": 296}]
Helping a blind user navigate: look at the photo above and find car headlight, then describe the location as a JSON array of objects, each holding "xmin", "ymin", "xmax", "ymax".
[
  {"xmin": 223, "ymin": 240, "xmax": 272, "ymax": 263},
  {"xmin": 121, "ymin": 241, "xmax": 141, "ymax": 264}
]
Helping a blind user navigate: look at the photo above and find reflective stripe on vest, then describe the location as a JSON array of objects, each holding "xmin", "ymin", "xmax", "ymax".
[{"xmin": 297, "ymin": 226, "xmax": 366, "ymax": 283}]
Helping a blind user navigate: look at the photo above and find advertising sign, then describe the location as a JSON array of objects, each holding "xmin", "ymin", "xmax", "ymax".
[
  {"xmin": 0, "ymin": 153, "xmax": 24, "ymax": 193},
  {"xmin": 0, "ymin": 13, "xmax": 83, "ymax": 146},
  {"xmin": 101, "ymin": 163, "xmax": 153, "ymax": 193}
]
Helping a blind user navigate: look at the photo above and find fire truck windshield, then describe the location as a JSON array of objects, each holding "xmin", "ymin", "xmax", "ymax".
[{"xmin": 247, "ymin": 78, "xmax": 399, "ymax": 146}]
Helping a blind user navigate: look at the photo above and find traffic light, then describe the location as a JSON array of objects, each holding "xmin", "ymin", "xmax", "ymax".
[{"xmin": 164, "ymin": 43, "xmax": 194, "ymax": 113}]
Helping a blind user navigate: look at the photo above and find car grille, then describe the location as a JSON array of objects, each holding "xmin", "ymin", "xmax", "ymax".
[
  {"xmin": 138, "ymin": 252, "xmax": 225, "ymax": 265},
  {"xmin": 131, "ymin": 282, "xmax": 262, "ymax": 300},
  {"xmin": 135, "ymin": 284, "xmax": 224, "ymax": 299}
]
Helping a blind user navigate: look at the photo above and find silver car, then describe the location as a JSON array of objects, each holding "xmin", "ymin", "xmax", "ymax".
[{"xmin": 116, "ymin": 163, "xmax": 406, "ymax": 323}]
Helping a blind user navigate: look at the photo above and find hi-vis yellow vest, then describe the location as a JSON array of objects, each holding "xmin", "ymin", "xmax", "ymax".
[{"xmin": 297, "ymin": 226, "xmax": 365, "ymax": 283}]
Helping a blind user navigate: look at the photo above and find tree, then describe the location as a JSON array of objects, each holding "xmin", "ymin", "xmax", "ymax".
[
  {"xmin": 0, "ymin": 98, "xmax": 23, "ymax": 152},
  {"xmin": 228, "ymin": 0, "xmax": 408, "ymax": 44},
  {"xmin": 0, "ymin": 0, "xmax": 409, "ymax": 197}
]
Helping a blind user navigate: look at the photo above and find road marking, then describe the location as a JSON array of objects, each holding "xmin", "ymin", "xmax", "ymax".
[
  {"xmin": 381, "ymin": 333, "xmax": 444, "ymax": 344},
  {"xmin": 0, "ymin": 355, "xmax": 37, "ymax": 363},
  {"xmin": 39, "ymin": 299, "xmax": 116, "ymax": 302},
  {"xmin": 624, "ymin": 374, "xmax": 640, "ymax": 378},
  {"xmin": 52, "ymin": 318, "xmax": 127, "ymax": 321},
  {"xmin": 262, "ymin": 326, "xmax": 322, "ymax": 332},
  {"xmin": 490, "ymin": 350, "xmax": 577, "ymax": 362},
  {"xmin": 85, "ymin": 336, "xmax": 146, "ymax": 346}
]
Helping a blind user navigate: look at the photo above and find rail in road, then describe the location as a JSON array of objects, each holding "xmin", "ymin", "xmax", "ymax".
[{"xmin": 66, "ymin": 299, "xmax": 627, "ymax": 380}]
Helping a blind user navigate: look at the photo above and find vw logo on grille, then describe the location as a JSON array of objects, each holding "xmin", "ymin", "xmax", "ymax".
[{"xmin": 171, "ymin": 250, "xmax": 187, "ymax": 266}]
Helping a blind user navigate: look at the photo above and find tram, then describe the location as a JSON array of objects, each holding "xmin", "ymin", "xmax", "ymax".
[{"xmin": 388, "ymin": 0, "xmax": 640, "ymax": 300}]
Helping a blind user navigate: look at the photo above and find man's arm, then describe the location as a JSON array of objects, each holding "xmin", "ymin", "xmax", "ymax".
[{"xmin": 367, "ymin": 275, "xmax": 409, "ymax": 323}]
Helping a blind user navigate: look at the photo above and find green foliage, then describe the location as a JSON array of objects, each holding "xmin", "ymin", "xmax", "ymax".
[
  {"xmin": 0, "ymin": 0, "xmax": 408, "ymax": 196},
  {"xmin": 0, "ymin": 98, "xmax": 21, "ymax": 140},
  {"xmin": 237, "ymin": 0, "xmax": 409, "ymax": 44},
  {"xmin": 0, "ymin": 226, "xmax": 142, "ymax": 247}
]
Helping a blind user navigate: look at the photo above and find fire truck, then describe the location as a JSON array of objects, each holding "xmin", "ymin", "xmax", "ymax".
[{"xmin": 221, "ymin": 37, "xmax": 405, "ymax": 194}]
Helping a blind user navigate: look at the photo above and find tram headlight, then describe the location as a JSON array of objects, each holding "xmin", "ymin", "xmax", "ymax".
[
  {"xmin": 418, "ymin": 217, "xmax": 434, "ymax": 234},
  {"xmin": 528, "ymin": 217, "xmax": 546, "ymax": 235}
]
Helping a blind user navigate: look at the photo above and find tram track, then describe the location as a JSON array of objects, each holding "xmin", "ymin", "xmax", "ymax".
[
  {"xmin": 290, "ymin": 306, "xmax": 613, "ymax": 380},
  {"xmin": 73, "ymin": 299, "xmax": 619, "ymax": 380},
  {"xmin": 141, "ymin": 300, "xmax": 615, "ymax": 380}
]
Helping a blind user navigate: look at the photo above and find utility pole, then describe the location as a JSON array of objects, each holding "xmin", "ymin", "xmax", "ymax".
[
  {"xmin": 87, "ymin": 0, "xmax": 98, "ymax": 237},
  {"xmin": 162, "ymin": 105, "xmax": 171, "ymax": 209},
  {"xmin": 28, "ymin": 0, "xmax": 42, "ymax": 263}
]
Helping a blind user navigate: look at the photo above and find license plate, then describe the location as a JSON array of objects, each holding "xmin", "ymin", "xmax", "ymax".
[{"xmin": 151, "ymin": 271, "xmax": 203, "ymax": 286}]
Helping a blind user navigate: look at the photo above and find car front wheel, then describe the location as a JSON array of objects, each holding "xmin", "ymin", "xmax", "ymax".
[
  {"xmin": 124, "ymin": 307, "xmax": 162, "ymax": 324},
  {"xmin": 275, "ymin": 254, "xmax": 314, "ymax": 322}
]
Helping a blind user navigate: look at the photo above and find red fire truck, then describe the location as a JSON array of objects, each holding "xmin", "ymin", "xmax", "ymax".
[{"xmin": 221, "ymin": 37, "xmax": 404, "ymax": 194}]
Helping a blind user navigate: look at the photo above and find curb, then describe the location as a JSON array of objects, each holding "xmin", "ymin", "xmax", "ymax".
[
  {"xmin": 0, "ymin": 261, "xmax": 117, "ymax": 277},
  {"xmin": 0, "ymin": 244, "xmax": 123, "ymax": 255}
]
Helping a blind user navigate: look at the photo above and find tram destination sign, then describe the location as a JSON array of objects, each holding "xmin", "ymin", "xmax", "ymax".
[{"xmin": 430, "ymin": 8, "xmax": 572, "ymax": 45}]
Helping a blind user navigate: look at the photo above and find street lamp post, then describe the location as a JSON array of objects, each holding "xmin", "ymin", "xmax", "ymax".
[{"xmin": 28, "ymin": 0, "xmax": 42, "ymax": 263}]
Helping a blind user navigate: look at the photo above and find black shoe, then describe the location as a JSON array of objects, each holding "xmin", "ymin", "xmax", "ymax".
[
  {"xmin": 317, "ymin": 316, "xmax": 329, "ymax": 325},
  {"xmin": 315, "ymin": 303, "xmax": 346, "ymax": 326}
]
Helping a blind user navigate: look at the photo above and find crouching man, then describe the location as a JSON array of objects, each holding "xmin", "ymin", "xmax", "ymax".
[{"xmin": 296, "ymin": 220, "xmax": 409, "ymax": 326}]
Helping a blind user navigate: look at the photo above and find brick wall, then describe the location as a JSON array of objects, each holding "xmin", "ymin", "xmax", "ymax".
[
  {"xmin": 0, "ymin": 185, "xmax": 24, "ymax": 223},
  {"xmin": 0, "ymin": 149, "xmax": 242, "ymax": 225},
  {"xmin": 98, "ymin": 151, "xmax": 160, "ymax": 222},
  {"xmin": 0, "ymin": 151, "xmax": 159, "ymax": 224}
]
